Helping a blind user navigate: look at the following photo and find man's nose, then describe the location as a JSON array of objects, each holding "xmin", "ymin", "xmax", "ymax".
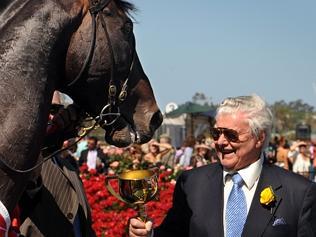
[{"xmin": 217, "ymin": 133, "xmax": 228, "ymax": 144}]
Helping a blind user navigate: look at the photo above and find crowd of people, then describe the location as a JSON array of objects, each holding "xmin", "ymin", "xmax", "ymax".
[
  {"xmin": 65, "ymin": 133, "xmax": 220, "ymax": 177},
  {"xmin": 265, "ymin": 136, "xmax": 316, "ymax": 181},
  {"xmin": 65, "ymin": 130, "xmax": 316, "ymax": 183}
]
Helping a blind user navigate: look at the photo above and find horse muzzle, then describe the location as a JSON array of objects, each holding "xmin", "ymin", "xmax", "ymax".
[{"xmin": 103, "ymin": 110, "xmax": 163, "ymax": 147}]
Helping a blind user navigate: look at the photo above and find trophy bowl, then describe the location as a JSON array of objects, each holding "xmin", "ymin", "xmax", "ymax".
[{"xmin": 106, "ymin": 169, "xmax": 158, "ymax": 221}]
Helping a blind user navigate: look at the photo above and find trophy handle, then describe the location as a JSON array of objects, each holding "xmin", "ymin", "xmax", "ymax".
[
  {"xmin": 148, "ymin": 167, "xmax": 159, "ymax": 201},
  {"xmin": 105, "ymin": 175, "xmax": 127, "ymax": 203}
]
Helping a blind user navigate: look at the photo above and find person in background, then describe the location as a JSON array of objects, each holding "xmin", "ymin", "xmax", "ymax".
[
  {"xmin": 190, "ymin": 143, "xmax": 211, "ymax": 168},
  {"xmin": 313, "ymin": 152, "xmax": 316, "ymax": 182},
  {"xmin": 275, "ymin": 136, "xmax": 289, "ymax": 170},
  {"xmin": 79, "ymin": 136, "xmax": 108, "ymax": 173},
  {"xmin": 126, "ymin": 144, "xmax": 143, "ymax": 169},
  {"xmin": 195, "ymin": 134, "xmax": 206, "ymax": 145},
  {"xmin": 309, "ymin": 141, "xmax": 316, "ymax": 181},
  {"xmin": 60, "ymin": 138, "xmax": 80, "ymax": 174},
  {"xmin": 264, "ymin": 141, "xmax": 277, "ymax": 164},
  {"xmin": 75, "ymin": 137, "xmax": 88, "ymax": 159},
  {"xmin": 178, "ymin": 136, "xmax": 195, "ymax": 167},
  {"xmin": 143, "ymin": 139, "xmax": 172, "ymax": 167},
  {"xmin": 143, "ymin": 140, "xmax": 161, "ymax": 165},
  {"xmin": 287, "ymin": 140, "xmax": 301, "ymax": 170},
  {"xmin": 128, "ymin": 94, "xmax": 316, "ymax": 237},
  {"xmin": 292, "ymin": 142, "xmax": 311, "ymax": 178},
  {"xmin": 158, "ymin": 134, "xmax": 176, "ymax": 168},
  {"xmin": 174, "ymin": 146, "xmax": 185, "ymax": 165}
]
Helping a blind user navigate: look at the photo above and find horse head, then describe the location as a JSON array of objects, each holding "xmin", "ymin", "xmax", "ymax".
[
  {"xmin": 62, "ymin": 0, "xmax": 162, "ymax": 147},
  {"xmin": 0, "ymin": 0, "xmax": 162, "ymax": 213}
]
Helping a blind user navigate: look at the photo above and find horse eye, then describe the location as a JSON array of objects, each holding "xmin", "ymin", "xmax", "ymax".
[{"xmin": 123, "ymin": 21, "xmax": 133, "ymax": 35}]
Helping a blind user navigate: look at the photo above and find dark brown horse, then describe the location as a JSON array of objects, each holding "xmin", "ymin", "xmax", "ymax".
[{"xmin": 0, "ymin": 0, "xmax": 162, "ymax": 216}]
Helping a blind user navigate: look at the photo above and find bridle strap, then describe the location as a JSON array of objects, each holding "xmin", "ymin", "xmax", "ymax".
[
  {"xmin": 0, "ymin": 122, "xmax": 99, "ymax": 175},
  {"xmin": 67, "ymin": 15, "xmax": 96, "ymax": 87},
  {"xmin": 67, "ymin": 0, "xmax": 135, "ymax": 113},
  {"xmin": 89, "ymin": 0, "xmax": 112, "ymax": 14},
  {"xmin": 99, "ymin": 13, "xmax": 117, "ymax": 107},
  {"xmin": 67, "ymin": 0, "xmax": 136, "ymax": 128},
  {"xmin": 66, "ymin": 0, "xmax": 108, "ymax": 87}
]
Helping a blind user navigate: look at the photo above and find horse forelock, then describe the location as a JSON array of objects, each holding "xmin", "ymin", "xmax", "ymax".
[{"xmin": 115, "ymin": 0, "xmax": 136, "ymax": 15}]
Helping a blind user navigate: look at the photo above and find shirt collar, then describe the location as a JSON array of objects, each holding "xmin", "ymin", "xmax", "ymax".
[{"xmin": 223, "ymin": 156, "xmax": 263, "ymax": 190}]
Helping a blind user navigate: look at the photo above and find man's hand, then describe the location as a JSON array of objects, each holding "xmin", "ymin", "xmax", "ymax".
[
  {"xmin": 129, "ymin": 218, "xmax": 153, "ymax": 237},
  {"xmin": 44, "ymin": 104, "xmax": 85, "ymax": 154}
]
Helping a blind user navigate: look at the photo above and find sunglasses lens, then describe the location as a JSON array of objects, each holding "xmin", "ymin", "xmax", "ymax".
[
  {"xmin": 210, "ymin": 127, "xmax": 240, "ymax": 142},
  {"xmin": 224, "ymin": 129, "xmax": 239, "ymax": 142},
  {"xmin": 210, "ymin": 128, "xmax": 221, "ymax": 141},
  {"xmin": 50, "ymin": 104, "xmax": 64, "ymax": 115}
]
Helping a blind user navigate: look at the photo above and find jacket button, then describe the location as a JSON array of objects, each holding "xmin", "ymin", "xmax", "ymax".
[{"xmin": 67, "ymin": 213, "xmax": 74, "ymax": 220}]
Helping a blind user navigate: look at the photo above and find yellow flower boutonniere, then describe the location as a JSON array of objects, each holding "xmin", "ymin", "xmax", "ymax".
[{"xmin": 260, "ymin": 186, "xmax": 276, "ymax": 207}]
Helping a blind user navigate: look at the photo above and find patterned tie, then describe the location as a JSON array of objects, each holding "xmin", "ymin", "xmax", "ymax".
[{"xmin": 226, "ymin": 173, "xmax": 247, "ymax": 237}]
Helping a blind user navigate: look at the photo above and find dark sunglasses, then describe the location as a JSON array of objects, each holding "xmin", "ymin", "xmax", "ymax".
[
  {"xmin": 210, "ymin": 127, "xmax": 240, "ymax": 143},
  {"xmin": 49, "ymin": 104, "xmax": 64, "ymax": 115}
]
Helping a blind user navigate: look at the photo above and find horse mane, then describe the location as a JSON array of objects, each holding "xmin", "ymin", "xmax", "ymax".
[
  {"xmin": 0, "ymin": 0, "xmax": 136, "ymax": 16},
  {"xmin": 116, "ymin": 0, "xmax": 136, "ymax": 17}
]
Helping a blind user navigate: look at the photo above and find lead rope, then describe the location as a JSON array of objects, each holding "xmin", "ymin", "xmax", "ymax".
[{"xmin": 0, "ymin": 121, "xmax": 98, "ymax": 175}]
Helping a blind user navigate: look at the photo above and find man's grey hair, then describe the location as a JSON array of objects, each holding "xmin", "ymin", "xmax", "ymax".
[{"xmin": 216, "ymin": 94, "xmax": 273, "ymax": 149}]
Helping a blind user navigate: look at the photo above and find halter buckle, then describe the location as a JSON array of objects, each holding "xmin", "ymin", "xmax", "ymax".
[
  {"xmin": 109, "ymin": 85, "xmax": 117, "ymax": 97},
  {"xmin": 119, "ymin": 90, "xmax": 127, "ymax": 102},
  {"xmin": 97, "ymin": 104, "xmax": 121, "ymax": 127}
]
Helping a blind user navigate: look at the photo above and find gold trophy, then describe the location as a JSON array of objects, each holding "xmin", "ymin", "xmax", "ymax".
[{"xmin": 106, "ymin": 169, "xmax": 159, "ymax": 221}]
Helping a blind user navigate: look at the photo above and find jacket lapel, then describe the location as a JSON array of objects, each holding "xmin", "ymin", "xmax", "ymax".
[
  {"xmin": 61, "ymin": 161, "xmax": 90, "ymax": 218},
  {"xmin": 53, "ymin": 156, "xmax": 90, "ymax": 218},
  {"xmin": 242, "ymin": 164, "xmax": 284, "ymax": 237},
  {"xmin": 205, "ymin": 164, "xmax": 224, "ymax": 236}
]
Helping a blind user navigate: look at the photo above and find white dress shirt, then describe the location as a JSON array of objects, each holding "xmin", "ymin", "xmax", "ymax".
[
  {"xmin": 87, "ymin": 150, "xmax": 98, "ymax": 170},
  {"xmin": 223, "ymin": 157, "xmax": 263, "ymax": 236}
]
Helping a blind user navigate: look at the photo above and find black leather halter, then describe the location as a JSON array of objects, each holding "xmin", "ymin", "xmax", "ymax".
[
  {"xmin": 0, "ymin": 0, "xmax": 136, "ymax": 174},
  {"xmin": 67, "ymin": 0, "xmax": 136, "ymax": 128}
]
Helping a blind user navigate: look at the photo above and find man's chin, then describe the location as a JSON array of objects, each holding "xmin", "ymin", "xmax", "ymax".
[{"xmin": 219, "ymin": 155, "xmax": 238, "ymax": 171}]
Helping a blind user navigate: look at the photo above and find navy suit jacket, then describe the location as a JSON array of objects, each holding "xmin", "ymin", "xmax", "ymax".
[{"xmin": 154, "ymin": 163, "xmax": 316, "ymax": 237}]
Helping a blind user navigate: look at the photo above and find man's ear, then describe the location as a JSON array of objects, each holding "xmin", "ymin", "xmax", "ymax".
[{"xmin": 256, "ymin": 131, "xmax": 266, "ymax": 148}]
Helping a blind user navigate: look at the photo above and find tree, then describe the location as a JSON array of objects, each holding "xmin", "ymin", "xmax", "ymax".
[
  {"xmin": 270, "ymin": 99, "xmax": 316, "ymax": 136},
  {"xmin": 192, "ymin": 92, "xmax": 214, "ymax": 106}
]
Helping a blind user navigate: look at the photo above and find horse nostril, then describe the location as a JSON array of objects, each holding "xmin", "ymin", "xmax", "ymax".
[{"xmin": 149, "ymin": 110, "xmax": 163, "ymax": 133}]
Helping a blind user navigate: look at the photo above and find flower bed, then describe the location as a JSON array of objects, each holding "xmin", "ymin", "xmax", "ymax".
[{"xmin": 80, "ymin": 164, "xmax": 177, "ymax": 237}]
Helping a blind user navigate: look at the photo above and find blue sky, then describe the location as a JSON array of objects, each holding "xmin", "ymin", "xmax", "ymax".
[{"xmin": 130, "ymin": 0, "xmax": 316, "ymax": 112}]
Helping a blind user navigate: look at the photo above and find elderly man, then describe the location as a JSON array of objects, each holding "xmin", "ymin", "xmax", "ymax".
[{"xmin": 129, "ymin": 94, "xmax": 316, "ymax": 237}]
